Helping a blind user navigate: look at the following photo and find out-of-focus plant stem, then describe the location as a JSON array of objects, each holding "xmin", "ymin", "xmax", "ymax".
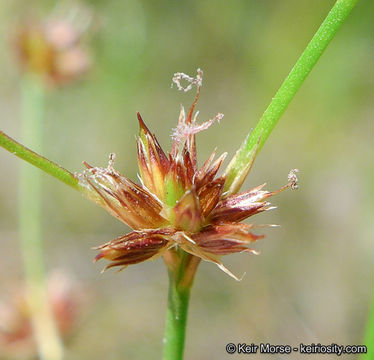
[
  {"xmin": 19, "ymin": 74, "xmax": 63, "ymax": 360},
  {"xmin": 224, "ymin": 0, "xmax": 358, "ymax": 192},
  {"xmin": 163, "ymin": 252, "xmax": 200, "ymax": 360}
]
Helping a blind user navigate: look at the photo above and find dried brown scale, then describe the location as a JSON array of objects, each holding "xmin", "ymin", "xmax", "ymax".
[
  {"xmin": 103, "ymin": 254, "xmax": 158, "ymax": 270},
  {"xmin": 196, "ymin": 153, "xmax": 227, "ymax": 188},
  {"xmin": 210, "ymin": 202, "xmax": 269, "ymax": 224},
  {"xmin": 197, "ymin": 178, "xmax": 225, "ymax": 218},
  {"xmin": 78, "ymin": 70, "xmax": 298, "ymax": 280},
  {"xmin": 193, "ymin": 163, "xmax": 213, "ymax": 188}
]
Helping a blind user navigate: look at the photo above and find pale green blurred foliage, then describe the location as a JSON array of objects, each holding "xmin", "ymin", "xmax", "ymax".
[{"xmin": 0, "ymin": 0, "xmax": 373, "ymax": 359}]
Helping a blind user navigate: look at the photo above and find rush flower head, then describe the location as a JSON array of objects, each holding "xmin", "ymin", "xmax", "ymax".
[
  {"xmin": 15, "ymin": 8, "xmax": 92, "ymax": 86},
  {"xmin": 78, "ymin": 69, "xmax": 298, "ymax": 280},
  {"xmin": 0, "ymin": 271, "xmax": 82, "ymax": 357}
]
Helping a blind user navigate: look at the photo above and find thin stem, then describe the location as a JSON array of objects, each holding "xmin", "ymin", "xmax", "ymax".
[
  {"xmin": 224, "ymin": 0, "xmax": 358, "ymax": 192},
  {"xmin": 19, "ymin": 75, "xmax": 64, "ymax": 360},
  {"xmin": 362, "ymin": 293, "xmax": 374, "ymax": 359},
  {"xmin": 163, "ymin": 253, "xmax": 200, "ymax": 360},
  {"xmin": 0, "ymin": 131, "xmax": 80, "ymax": 190},
  {"xmin": 163, "ymin": 272, "xmax": 190, "ymax": 360}
]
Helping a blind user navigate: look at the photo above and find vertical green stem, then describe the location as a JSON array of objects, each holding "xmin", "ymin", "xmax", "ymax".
[
  {"xmin": 163, "ymin": 271, "xmax": 191, "ymax": 360},
  {"xmin": 163, "ymin": 253, "xmax": 200, "ymax": 360},
  {"xmin": 224, "ymin": 0, "xmax": 358, "ymax": 191},
  {"xmin": 19, "ymin": 74, "xmax": 63, "ymax": 360}
]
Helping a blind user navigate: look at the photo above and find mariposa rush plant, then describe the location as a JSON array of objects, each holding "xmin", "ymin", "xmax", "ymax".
[{"xmin": 0, "ymin": 1, "xmax": 358, "ymax": 359}]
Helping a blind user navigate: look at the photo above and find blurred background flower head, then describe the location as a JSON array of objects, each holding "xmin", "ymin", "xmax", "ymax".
[
  {"xmin": 14, "ymin": 4, "xmax": 93, "ymax": 86},
  {"xmin": 0, "ymin": 271, "xmax": 84, "ymax": 358}
]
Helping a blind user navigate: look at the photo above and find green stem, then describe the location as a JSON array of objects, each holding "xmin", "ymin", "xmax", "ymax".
[
  {"xmin": 163, "ymin": 272, "xmax": 190, "ymax": 360},
  {"xmin": 163, "ymin": 253, "xmax": 200, "ymax": 360},
  {"xmin": 0, "ymin": 130, "xmax": 79, "ymax": 190},
  {"xmin": 19, "ymin": 75, "xmax": 64, "ymax": 360},
  {"xmin": 362, "ymin": 293, "xmax": 374, "ymax": 359},
  {"xmin": 224, "ymin": 0, "xmax": 358, "ymax": 191}
]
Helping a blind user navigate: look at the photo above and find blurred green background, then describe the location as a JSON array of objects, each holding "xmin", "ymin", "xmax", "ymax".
[{"xmin": 0, "ymin": 0, "xmax": 373, "ymax": 359}]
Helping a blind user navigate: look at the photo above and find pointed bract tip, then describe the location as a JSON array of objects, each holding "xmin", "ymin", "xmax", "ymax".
[
  {"xmin": 236, "ymin": 272, "xmax": 246, "ymax": 282},
  {"xmin": 83, "ymin": 161, "xmax": 92, "ymax": 169},
  {"xmin": 243, "ymin": 249, "xmax": 260, "ymax": 256},
  {"xmin": 94, "ymin": 253, "xmax": 104, "ymax": 262},
  {"xmin": 137, "ymin": 112, "xmax": 147, "ymax": 130}
]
